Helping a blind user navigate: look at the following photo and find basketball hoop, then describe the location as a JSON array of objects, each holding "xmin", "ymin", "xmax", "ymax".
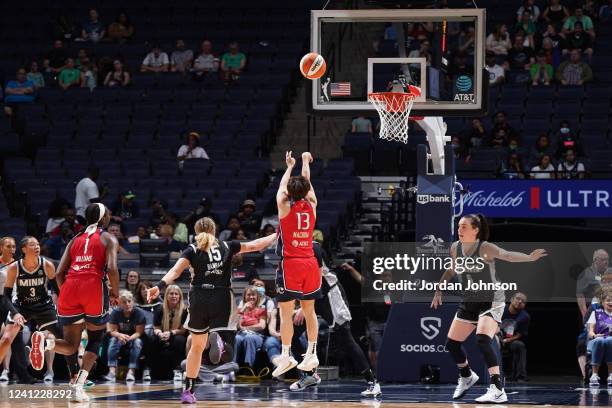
[{"xmin": 368, "ymin": 92, "xmax": 415, "ymax": 144}]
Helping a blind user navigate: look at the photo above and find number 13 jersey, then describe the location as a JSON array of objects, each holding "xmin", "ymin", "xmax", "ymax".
[{"xmin": 276, "ymin": 199, "xmax": 316, "ymax": 258}]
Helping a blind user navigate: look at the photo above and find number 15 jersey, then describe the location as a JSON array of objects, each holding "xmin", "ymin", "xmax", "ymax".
[{"xmin": 277, "ymin": 199, "xmax": 316, "ymax": 258}]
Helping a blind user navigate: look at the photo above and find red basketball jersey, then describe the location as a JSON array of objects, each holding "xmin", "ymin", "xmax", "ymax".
[
  {"xmin": 277, "ymin": 199, "xmax": 316, "ymax": 258},
  {"xmin": 68, "ymin": 229, "xmax": 107, "ymax": 280}
]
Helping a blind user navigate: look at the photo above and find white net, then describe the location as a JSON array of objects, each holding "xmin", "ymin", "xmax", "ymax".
[{"xmin": 368, "ymin": 92, "xmax": 415, "ymax": 144}]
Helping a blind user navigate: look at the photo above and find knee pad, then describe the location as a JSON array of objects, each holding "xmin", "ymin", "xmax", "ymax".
[
  {"xmin": 85, "ymin": 329, "xmax": 104, "ymax": 354},
  {"xmin": 476, "ymin": 334, "xmax": 499, "ymax": 368},
  {"xmin": 446, "ymin": 338, "xmax": 467, "ymax": 364}
]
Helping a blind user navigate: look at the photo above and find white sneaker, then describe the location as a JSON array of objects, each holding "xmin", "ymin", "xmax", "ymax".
[
  {"xmin": 361, "ymin": 381, "xmax": 382, "ymax": 397},
  {"xmin": 590, "ymin": 373, "xmax": 601, "ymax": 387},
  {"xmin": 453, "ymin": 371, "xmax": 479, "ymax": 399},
  {"xmin": 72, "ymin": 385, "xmax": 90, "ymax": 402},
  {"xmin": 475, "ymin": 384, "xmax": 508, "ymax": 403},
  {"xmin": 296, "ymin": 353, "xmax": 319, "ymax": 372},
  {"xmin": 272, "ymin": 354, "xmax": 298, "ymax": 377},
  {"xmin": 142, "ymin": 369, "xmax": 151, "ymax": 382},
  {"xmin": 173, "ymin": 370, "xmax": 183, "ymax": 382},
  {"xmin": 126, "ymin": 371, "xmax": 136, "ymax": 382},
  {"xmin": 44, "ymin": 371, "xmax": 54, "ymax": 383},
  {"xmin": 0, "ymin": 369, "xmax": 8, "ymax": 382},
  {"xmin": 607, "ymin": 374, "xmax": 612, "ymax": 387},
  {"xmin": 103, "ymin": 371, "xmax": 116, "ymax": 382}
]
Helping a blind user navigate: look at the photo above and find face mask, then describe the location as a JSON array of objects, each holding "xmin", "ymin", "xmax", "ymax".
[
  {"xmin": 256, "ymin": 286, "xmax": 265, "ymax": 296},
  {"xmin": 560, "ymin": 127, "xmax": 570, "ymax": 134}
]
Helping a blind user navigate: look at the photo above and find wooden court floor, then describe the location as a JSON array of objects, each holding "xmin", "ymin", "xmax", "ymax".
[{"xmin": 0, "ymin": 381, "xmax": 609, "ymax": 407}]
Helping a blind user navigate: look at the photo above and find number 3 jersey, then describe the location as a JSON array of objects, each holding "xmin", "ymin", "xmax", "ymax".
[
  {"xmin": 15, "ymin": 256, "xmax": 53, "ymax": 308},
  {"xmin": 180, "ymin": 240, "xmax": 241, "ymax": 287},
  {"xmin": 276, "ymin": 199, "xmax": 316, "ymax": 258}
]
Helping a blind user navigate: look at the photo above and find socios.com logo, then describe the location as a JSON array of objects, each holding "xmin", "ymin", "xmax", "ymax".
[
  {"xmin": 420, "ymin": 317, "xmax": 441, "ymax": 340},
  {"xmin": 456, "ymin": 75, "xmax": 473, "ymax": 92}
]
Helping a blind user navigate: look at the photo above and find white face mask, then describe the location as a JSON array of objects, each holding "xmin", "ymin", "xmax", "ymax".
[{"xmin": 560, "ymin": 127, "xmax": 570, "ymax": 134}]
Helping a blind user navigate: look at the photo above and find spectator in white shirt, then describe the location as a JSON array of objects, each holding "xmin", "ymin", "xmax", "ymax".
[
  {"xmin": 485, "ymin": 53, "xmax": 505, "ymax": 86},
  {"xmin": 192, "ymin": 40, "xmax": 219, "ymax": 80},
  {"xmin": 557, "ymin": 149, "xmax": 585, "ymax": 179},
  {"xmin": 75, "ymin": 165, "xmax": 106, "ymax": 219},
  {"xmin": 530, "ymin": 154, "xmax": 556, "ymax": 179},
  {"xmin": 141, "ymin": 44, "xmax": 169, "ymax": 73},
  {"xmin": 177, "ymin": 132, "xmax": 210, "ymax": 169}
]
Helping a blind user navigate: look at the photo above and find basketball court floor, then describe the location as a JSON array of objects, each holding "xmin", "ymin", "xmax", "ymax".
[{"xmin": 4, "ymin": 380, "xmax": 609, "ymax": 407}]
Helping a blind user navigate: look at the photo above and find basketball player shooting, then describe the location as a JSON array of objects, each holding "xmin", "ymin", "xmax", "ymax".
[{"xmin": 272, "ymin": 151, "xmax": 321, "ymax": 378}]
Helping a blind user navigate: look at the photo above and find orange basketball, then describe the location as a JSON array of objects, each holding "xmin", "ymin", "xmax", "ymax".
[{"xmin": 299, "ymin": 52, "xmax": 326, "ymax": 80}]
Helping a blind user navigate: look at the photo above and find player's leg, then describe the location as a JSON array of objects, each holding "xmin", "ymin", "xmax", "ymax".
[
  {"xmin": 474, "ymin": 312, "xmax": 507, "ymax": 403},
  {"xmin": 272, "ymin": 300, "xmax": 299, "ymax": 377},
  {"xmin": 296, "ymin": 257, "xmax": 322, "ymax": 372},
  {"xmin": 447, "ymin": 310, "xmax": 479, "ymax": 399},
  {"xmin": 183, "ymin": 332, "xmax": 208, "ymax": 404},
  {"xmin": 0, "ymin": 322, "xmax": 20, "ymax": 364}
]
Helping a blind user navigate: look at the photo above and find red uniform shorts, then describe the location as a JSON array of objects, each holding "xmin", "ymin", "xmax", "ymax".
[
  {"xmin": 275, "ymin": 257, "xmax": 322, "ymax": 301},
  {"xmin": 57, "ymin": 276, "xmax": 110, "ymax": 326}
]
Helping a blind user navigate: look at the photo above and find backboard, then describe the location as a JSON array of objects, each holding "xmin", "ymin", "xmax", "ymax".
[{"xmin": 308, "ymin": 9, "xmax": 487, "ymax": 117}]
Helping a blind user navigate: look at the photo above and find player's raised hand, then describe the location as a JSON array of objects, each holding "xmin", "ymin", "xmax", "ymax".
[
  {"xmin": 302, "ymin": 152, "xmax": 313, "ymax": 163},
  {"xmin": 147, "ymin": 286, "xmax": 160, "ymax": 303},
  {"xmin": 529, "ymin": 249, "xmax": 548, "ymax": 261},
  {"xmin": 286, "ymin": 151, "xmax": 296, "ymax": 167}
]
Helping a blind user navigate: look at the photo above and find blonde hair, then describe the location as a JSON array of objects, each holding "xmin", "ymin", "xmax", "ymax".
[
  {"xmin": 162, "ymin": 285, "xmax": 185, "ymax": 332},
  {"xmin": 242, "ymin": 285, "xmax": 262, "ymax": 305},
  {"xmin": 194, "ymin": 217, "xmax": 217, "ymax": 252},
  {"xmin": 119, "ymin": 290, "xmax": 133, "ymax": 301}
]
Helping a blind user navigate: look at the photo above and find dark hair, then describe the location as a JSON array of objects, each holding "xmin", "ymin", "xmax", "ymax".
[
  {"xmin": 85, "ymin": 203, "xmax": 105, "ymax": 226},
  {"xmin": 19, "ymin": 236, "xmax": 35, "ymax": 251},
  {"xmin": 125, "ymin": 270, "xmax": 142, "ymax": 291},
  {"xmin": 287, "ymin": 176, "xmax": 311, "ymax": 201},
  {"xmin": 539, "ymin": 154, "xmax": 552, "ymax": 167},
  {"xmin": 465, "ymin": 214, "xmax": 490, "ymax": 241},
  {"xmin": 134, "ymin": 280, "xmax": 152, "ymax": 305}
]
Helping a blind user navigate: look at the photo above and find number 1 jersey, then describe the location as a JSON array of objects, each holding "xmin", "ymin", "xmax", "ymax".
[{"xmin": 276, "ymin": 199, "xmax": 316, "ymax": 258}]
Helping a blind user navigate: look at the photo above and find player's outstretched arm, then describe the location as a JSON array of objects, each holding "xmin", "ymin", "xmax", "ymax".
[
  {"xmin": 56, "ymin": 240, "xmax": 74, "ymax": 287},
  {"xmin": 301, "ymin": 152, "xmax": 317, "ymax": 207},
  {"xmin": 148, "ymin": 257, "xmax": 191, "ymax": 302},
  {"xmin": 482, "ymin": 242, "xmax": 548, "ymax": 263},
  {"xmin": 276, "ymin": 151, "xmax": 296, "ymax": 206},
  {"xmin": 239, "ymin": 233, "xmax": 277, "ymax": 254}
]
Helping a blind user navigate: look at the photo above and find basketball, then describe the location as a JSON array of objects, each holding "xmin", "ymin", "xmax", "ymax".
[{"xmin": 299, "ymin": 52, "xmax": 326, "ymax": 79}]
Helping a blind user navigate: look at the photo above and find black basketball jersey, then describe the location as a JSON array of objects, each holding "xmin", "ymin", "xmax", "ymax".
[
  {"xmin": 180, "ymin": 240, "xmax": 241, "ymax": 288},
  {"xmin": 456, "ymin": 240, "xmax": 499, "ymax": 302},
  {"xmin": 16, "ymin": 256, "xmax": 53, "ymax": 308}
]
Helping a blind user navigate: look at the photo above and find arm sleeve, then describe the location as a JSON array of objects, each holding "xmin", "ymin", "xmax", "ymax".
[
  {"xmin": 142, "ymin": 54, "xmax": 151, "ymax": 65},
  {"xmin": 179, "ymin": 245, "xmax": 195, "ymax": 262},
  {"xmin": 177, "ymin": 145, "xmax": 187, "ymax": 157},
  {"xmin": 136, "ymin": 308, "xmax": 147, "ymax": 325},
  {"xmin": 109, "ymin": 309, "xmax": 119, "ymax": 325},
  {"xmin": 228, "ymin": 240, "xmax": 242, "ymax": 256},
  {"xmin": 162, "ymin": 53, "xmax": 170, "ymax": 65},
  {"xmin": 85, "ymin": 181, "xmax": 99, "ymax": 200}
]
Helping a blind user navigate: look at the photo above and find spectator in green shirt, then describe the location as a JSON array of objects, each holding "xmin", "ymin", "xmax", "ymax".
[
  {"xmin": 530, "ymin": 51, "xmax": 554, "ymax": 86},
  {"xmin": 515, "ymin": 10, "xmax": 537, "ymax": 48},
  {"xmin": 58, "ymin": 58, "xmax": 82, "ymax": 90},
  {"xmin": 563, "ymin": 7, "xmax": 595, "ymax": 39},
  {"xmin": 221, "ymin": 41, "xmax": 247, "ymax": 83}
]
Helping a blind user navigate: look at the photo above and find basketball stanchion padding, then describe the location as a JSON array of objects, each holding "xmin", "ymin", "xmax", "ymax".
[{"xmin": 368, "ymin": 92, "xmax": 416, "ymax": 144}]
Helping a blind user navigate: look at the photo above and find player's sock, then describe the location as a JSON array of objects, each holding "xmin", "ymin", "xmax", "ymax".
[
  {"xmin": 490, "ymin": 374, "xmax": 503, "ymax": 391},
  {"xmin": 281, "ymin": 344, "xmax": 291, "ymax": 357},
  {"xmin": 66, "ymin": 354, "xmax": 79, "ymax": 378},
  {"xmin": 185, "ymin": 377, "xmax": 196, "ymax": 393},
  {"xmin": 307, "ymin": 341, "xmax": 317, "ymax": 355},
  {"xmin": 362, "ymin": 368, "xmax": 376, "ymax": 383},
  {"xmin": 75, "ymin": 369, "xmax": 89, "ymax": 385},
  {"xmin": 460, "ymin": 365, "xmax": 472, "ymax": 378}
]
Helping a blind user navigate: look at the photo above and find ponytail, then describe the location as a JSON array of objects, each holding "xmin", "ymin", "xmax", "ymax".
[
  {"xmin": 475, "ymin": 213, "xmax": 490, "ymax": 241},
  {"xmin": 194, "ymin": 217, "xmax": 217, "ymax": 252}
]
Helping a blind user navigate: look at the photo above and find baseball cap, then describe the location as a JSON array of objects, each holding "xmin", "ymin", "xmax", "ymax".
[
  {"xmin": 242, "ymin": 199, "xmax": 256, "ymax": 208},
  {"xmin": 123, "ymin": 190, "xmax": 136, "ymax": 200}
]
